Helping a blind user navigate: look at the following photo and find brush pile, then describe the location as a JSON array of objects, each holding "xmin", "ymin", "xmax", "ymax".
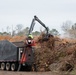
[
  {"xmin": 34, "ymin": 34, "xmax": 76, "ymax": 72},
  {"xmin": 34, "ymin": 34, "xmax": 55, "ymax": 71},
  {"xmin": 0, "ymin": 35, "xmax": 26, "ymax": 42}
]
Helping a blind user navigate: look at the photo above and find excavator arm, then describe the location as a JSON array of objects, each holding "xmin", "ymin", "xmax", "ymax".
[{"xmin": 28, "ymin": 15, "xmax": 49, "ymax": 37}]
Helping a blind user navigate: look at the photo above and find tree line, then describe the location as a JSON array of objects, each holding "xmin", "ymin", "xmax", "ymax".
[
  {"xmin": 0, "ymin": 24, "xmax": 59, "ymax": 36},
  {"xmin": 1, "ymin": 21, "xmax": 76, "ymax": 38}
]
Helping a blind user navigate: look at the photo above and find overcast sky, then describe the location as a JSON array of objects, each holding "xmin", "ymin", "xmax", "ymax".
[{"xmin": 0, "ymin": 0, "xmax": 76, "ymax": 34}]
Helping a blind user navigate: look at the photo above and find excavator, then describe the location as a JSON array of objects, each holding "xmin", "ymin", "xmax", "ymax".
[
  {"xmin": 18, "ymin": 15, "xmax": 52, "ymax": 71},
  {"xmin": 17, "ymin": 16, "xmax": 51, "ymax": 71}
]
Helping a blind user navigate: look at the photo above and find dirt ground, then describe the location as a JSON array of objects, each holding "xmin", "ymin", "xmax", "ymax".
[
  {"xmin": 0, "ymin": 71, "xmax": 75, "ymax": 75},
  {"xmin": 0, "ymin": 71, "xmax": 61, "ymax": 75}
]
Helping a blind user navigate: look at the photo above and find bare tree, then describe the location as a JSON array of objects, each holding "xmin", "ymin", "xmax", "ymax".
[
  {"xmin": 69, "ymin": 23, "xmax": 76, "ymax": 38},
  {"xmin": 61, "ymin": 21, "xmax": 76, "ymax": 38},
  {"xmin": 15, "ymin": 24, "xmax": 23, "ymax": 34},
  {"xmin": 6, "ymin": 26, "xmax": 10, "ymax": 33},
  {"xmin": 61, "ymin": 21, "xmax": 72, "ymax": 32}
]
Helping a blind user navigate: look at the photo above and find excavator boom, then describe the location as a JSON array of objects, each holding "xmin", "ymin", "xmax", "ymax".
[{"xmin": 29, "ymin": 15, "xmax": 49, "ymax": 35}]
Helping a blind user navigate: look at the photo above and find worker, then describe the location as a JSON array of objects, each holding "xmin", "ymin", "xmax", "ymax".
[
  {"xmin": 28, "ymin": 34, "xmax": 33, "ymax": 39},
  {"xmin": 25, "ymin": 34, "xmax": 36, "ymax": 46}
]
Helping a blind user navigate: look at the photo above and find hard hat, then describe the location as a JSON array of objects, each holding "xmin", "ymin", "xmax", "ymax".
[{"xmin": 28, "ymin": 34, "xmax": 33, "ymax": 39}]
